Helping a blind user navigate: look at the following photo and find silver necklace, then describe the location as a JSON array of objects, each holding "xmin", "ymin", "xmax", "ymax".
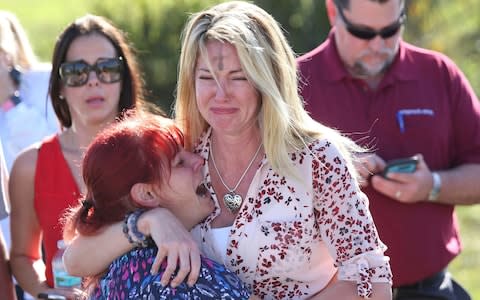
[{"xmin": 209, "ymin": 141, "xmax": 262, "ymax": 213}]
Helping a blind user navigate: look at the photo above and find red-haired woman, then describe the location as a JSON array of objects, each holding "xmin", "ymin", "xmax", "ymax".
[{"xmin": 62, "ymin": 112, "xmax": 253, "ymax": 299}]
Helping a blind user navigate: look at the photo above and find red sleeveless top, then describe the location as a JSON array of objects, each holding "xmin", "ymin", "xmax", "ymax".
[{"xmin": 34, "ymin": 135, "xmax": 81, "ymax": 287}]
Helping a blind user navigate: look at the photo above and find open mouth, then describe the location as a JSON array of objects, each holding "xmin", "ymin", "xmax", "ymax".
[{"xmin": 195, "ymin": 183, "xmax": 208, "ymax": 197}]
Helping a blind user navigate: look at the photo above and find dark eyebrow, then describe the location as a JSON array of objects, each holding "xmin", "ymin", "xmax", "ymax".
[
  {"xmin": 198, "ymin": 67, "xmax": 211, "ymax": 72},
  {"xmin": 197, "ymin": 68, "xmax": 244, "ymax": 74},
  {"xmin": 230, "ymin": 69, "xmax": 243, "ymax": 74}
]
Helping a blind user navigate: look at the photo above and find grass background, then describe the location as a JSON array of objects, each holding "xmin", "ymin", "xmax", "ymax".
[{"xmin": 3, "ymin": 0, "xmax": 479, "ymax": 297}]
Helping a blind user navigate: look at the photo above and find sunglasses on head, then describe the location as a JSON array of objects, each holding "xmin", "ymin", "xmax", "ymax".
[
  {"xmin": 59, "ymin": 57, "xmax": 124, "ymax": 87},
  {"xmin": 336, "ymin": 6, "xmax": 406, "ymax": 40}
]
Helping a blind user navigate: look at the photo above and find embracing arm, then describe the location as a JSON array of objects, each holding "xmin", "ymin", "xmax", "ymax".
[
  {"xmin": 64, "ymin": 207, "xmax": 201, "ymax": 287},
  {"xmin": 63, "ymin": 222, "xmax": 131, "ymax": 276},
  {"xmin": 310, "ymin": 281, "xmax": 391, "ymax": 300}
]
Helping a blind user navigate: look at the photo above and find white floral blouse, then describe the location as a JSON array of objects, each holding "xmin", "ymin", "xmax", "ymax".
[{"xmin": 191, "ymin": 128, "xmax": 392, "ymax": 299}]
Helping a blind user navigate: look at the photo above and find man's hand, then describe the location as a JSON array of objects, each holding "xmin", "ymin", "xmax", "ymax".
[{"xmin": 371, "ymin": 154, "xmax": 434, "ymax": 203}]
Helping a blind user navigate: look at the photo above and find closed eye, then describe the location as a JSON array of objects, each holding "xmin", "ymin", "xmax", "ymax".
[
  {"xmin": 198, "ymin": 76, "xmax": 214, "ymax": 80},
  {"xmin": 171, "ymin": 155, "xmax": 184, "ymax": 167}
]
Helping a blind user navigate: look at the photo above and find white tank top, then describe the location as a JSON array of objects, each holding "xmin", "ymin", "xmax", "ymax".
[{"xmin": 210, "ymin": 226, "xmax": 231, "ymax": 262}]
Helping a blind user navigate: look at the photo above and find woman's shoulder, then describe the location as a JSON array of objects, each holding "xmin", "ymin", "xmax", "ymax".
[
  {"xmin": 8, "ymin": 144, "xmax": 41, "ymax": 205},
  {"xmin": 107, "ymin": 247, "xmax": 237, "ymax": 278},
  {"xmin": 10, "ymin": 143, "xmax": 41, "ymax": 177},
  {"xmin": 302, "ymin": 135, "xmax": 346, "ymax": 159},
  {"xmin": 20, "ymin": 64, "xmax": 51, "ymax": 90},
  {"xmin": 99, "ymin": 247, "xmax": 251, "ymax": 299},
  {"xmin": 10, "ymin": 134, "xmax": 58, "ymax": 178}
]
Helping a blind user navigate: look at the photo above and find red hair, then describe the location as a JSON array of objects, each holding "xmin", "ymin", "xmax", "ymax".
[{"xmin": 63, "ymin": 111, "xmax": 183, "ymax": 241}]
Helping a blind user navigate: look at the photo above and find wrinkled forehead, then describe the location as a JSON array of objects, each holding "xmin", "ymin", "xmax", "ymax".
[
  {"xmin": 66, "ymin": 33, "xmax": 117, "ymax": 63},
  {"xmin": 196, "ymin": 40, "xmax": 240, "ymax": 71}
]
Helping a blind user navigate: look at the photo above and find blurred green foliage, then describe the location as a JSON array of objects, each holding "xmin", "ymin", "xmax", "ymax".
[
  {"xmin": 90, "ymin": 0, "xmax": 330, "ymax": 111},
  {"xmin": 91, "ymin": 0, "xmax": 226, "ymax": 110},
  {"xmin": 2, "ymin": 0, "xmax": 330, "ymax": 112},
  {"xmin": 405, "ymin": 0, "xmax": 480, "ymax": 94},
  {"xmin": 4, "ymin": 1, "xmax": 478, "ymax": 111}
]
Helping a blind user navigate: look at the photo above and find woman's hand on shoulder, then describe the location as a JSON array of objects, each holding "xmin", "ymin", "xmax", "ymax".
[{"xmin": 138, "ymin": 208, "xmax": 202, "ymax": 288}]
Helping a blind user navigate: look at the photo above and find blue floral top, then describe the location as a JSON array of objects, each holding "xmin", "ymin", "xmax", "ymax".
[{"xmin": 90, "ymin": 247, "xmax": 252, "ymax": 299}]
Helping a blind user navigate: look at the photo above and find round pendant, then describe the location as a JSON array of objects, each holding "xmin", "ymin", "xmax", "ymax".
[{"xmin": 223, "ymin": 192, "xmax": 242, "ymax": 212}]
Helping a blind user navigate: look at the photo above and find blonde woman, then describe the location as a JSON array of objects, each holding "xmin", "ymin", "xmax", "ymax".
[{"xmin": 64, "ymin": 2, "xmax": 392, "ymax": 299}]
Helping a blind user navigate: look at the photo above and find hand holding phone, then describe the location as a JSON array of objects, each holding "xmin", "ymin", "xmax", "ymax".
[{"xmin": 381, "ymin": 156, "xmax": 419, "ymax": 178}]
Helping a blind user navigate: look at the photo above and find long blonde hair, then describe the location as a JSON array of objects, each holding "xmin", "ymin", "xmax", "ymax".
[
  {"xmin": 0, "ymin": 11, "xmax": 37, "ymax": 70},
  {"xmin": 174, "ymin": 1, "xmax": 361, "ymax": 178}
]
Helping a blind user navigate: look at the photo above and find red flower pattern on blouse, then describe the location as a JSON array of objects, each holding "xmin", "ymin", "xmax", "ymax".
[{"xmin": 192, "ymin": 129, "xmax": 392, "ymax": 299}]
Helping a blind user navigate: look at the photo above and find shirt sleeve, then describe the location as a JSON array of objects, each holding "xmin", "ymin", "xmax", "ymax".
[
  {"xmin": 311, "ymin": 139, "xmax": 392, "ymax": 298},
  {"xmin": 447, "ymin": 59, "xmax": 480, "ymax": 165}
]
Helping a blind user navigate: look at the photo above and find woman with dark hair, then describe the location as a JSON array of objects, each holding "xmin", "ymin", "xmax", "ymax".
[
  {"xmin": 62, "ymin": 112, "xmax": 253, "ymax": 299},
  {"xmin": 8, "ymin": 14, "xmax": 146, "ymax": 298}
]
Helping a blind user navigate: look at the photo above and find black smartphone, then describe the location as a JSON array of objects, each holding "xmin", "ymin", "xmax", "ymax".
[
  {"xmin": 381, "ymin": 156, "xmax": 419, "ymax": 178},
  {"xmin": 37, "ymin": 293, "xmax": 67, "ymax": 300}
]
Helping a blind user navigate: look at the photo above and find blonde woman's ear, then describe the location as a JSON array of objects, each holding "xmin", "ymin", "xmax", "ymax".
[{"xmin": 130, "ymin": 183, "xmax": 159, "ymax": 208}]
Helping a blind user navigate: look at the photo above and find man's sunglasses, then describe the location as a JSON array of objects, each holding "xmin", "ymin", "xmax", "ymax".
[
  {"xmin": 337, "ymin": 6, "xmax": 406, "ymax": 40},
  {"xmin": 59, "ymin": 57, "xmax": 124, "ymax": 87}
]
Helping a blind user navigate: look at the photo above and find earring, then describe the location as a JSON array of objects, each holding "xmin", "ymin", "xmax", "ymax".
[
  {"xmin": 59, "ymin": 95, "xmax": 65, "ymax": 100},
  {"xmin": 9, "ymin": 66, "xmax": 22, "ymax": 86}
]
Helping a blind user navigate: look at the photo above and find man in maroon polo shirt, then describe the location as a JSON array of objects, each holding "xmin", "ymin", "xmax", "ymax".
[{"xmin": 298, "ymin": 0, "xmax": 480, "ymax": 299}]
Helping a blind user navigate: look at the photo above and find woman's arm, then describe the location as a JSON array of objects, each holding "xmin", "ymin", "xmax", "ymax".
[
  {"xmin": 9, "ymin": 148, "xmax": 77, "ymax": 298},
  {"xmin": 64, "ymin": 208, "xmax": 202, "ymax": 287},
  {"xmin": 313, "ymin": 141, "xmax": 393, "ymax": 298},
  {"xmin": 310, "ymin": 281, "xmax": 391, "ymax": 300},
  {"xmin": 63, "ymin": 222, "xmax": 131, "ymax": 276}
]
